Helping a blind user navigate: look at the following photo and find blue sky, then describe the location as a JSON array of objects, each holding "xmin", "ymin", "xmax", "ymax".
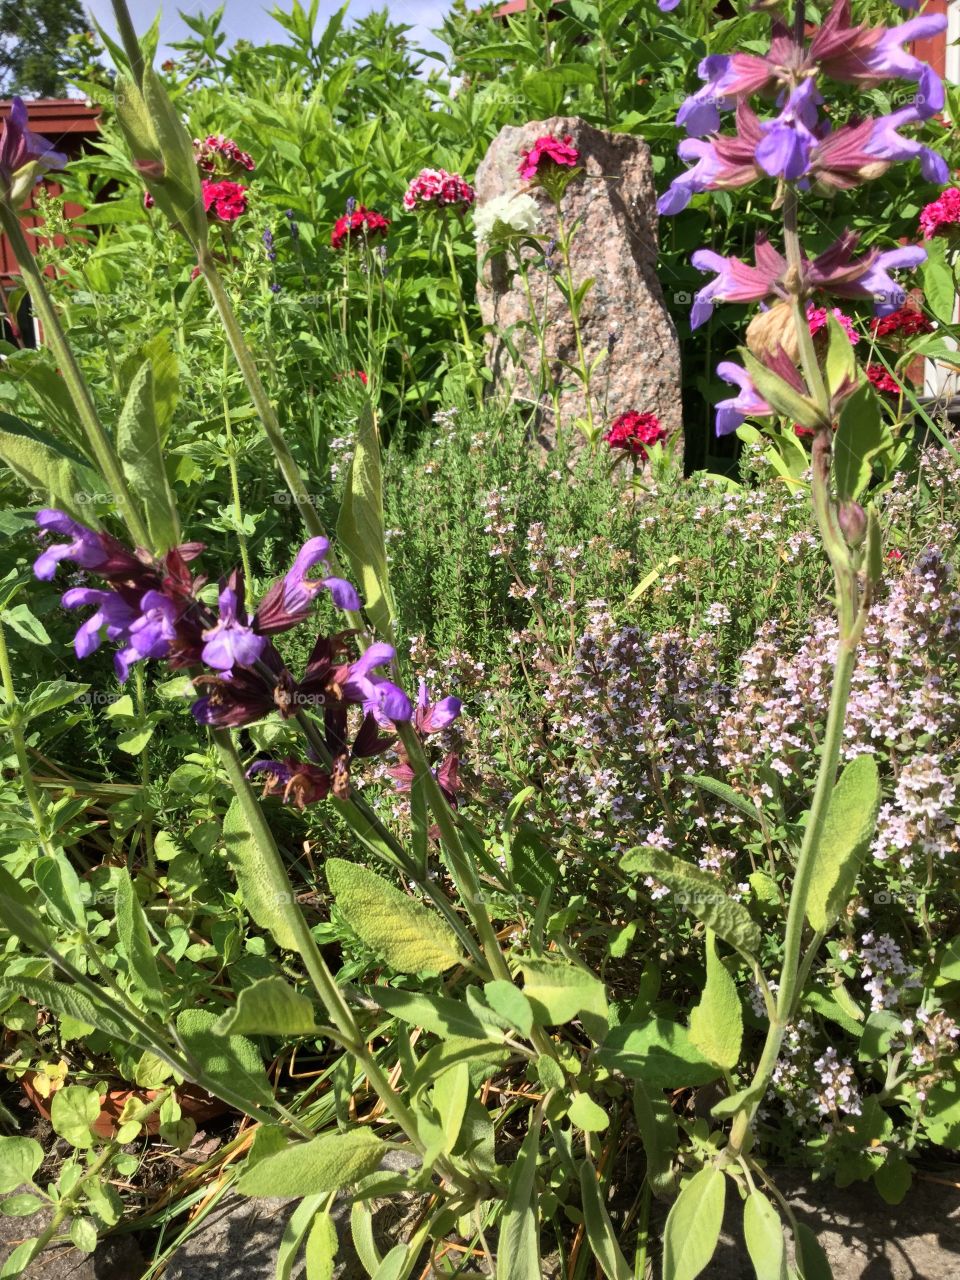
[{"xmin": 83, "ymin": 0, "xmax": 453, "ymax": 65}]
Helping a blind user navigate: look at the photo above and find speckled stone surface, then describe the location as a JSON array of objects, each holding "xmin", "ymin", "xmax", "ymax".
[{"xmin": 474, "ymin": 115, "xmax": 682, "ymax": 445}]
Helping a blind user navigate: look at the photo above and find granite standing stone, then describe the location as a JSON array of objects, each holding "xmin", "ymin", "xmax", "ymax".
[{"xmin": 474, "ymin": 115, "xmax": 682, "ymax": 445}]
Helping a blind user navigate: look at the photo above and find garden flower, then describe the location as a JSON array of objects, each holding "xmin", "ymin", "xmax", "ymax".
[
  {"xmin": 246, "ymin": 758, "xmax": 331, "ymax": 808},
  {"xmin": 387, "ymin": 750, "xmax": 461, "ymax": 806},
  {"xmin": 0, "ymin": 97, "xmax": 66, "ymax": 206},
  {"xmin": 866, "ymin": 106, "xmax": 948, "ymax": 184},
  {"xmin": 806, "ymin": 304, "xmax": 858, "ymax": 345},
  {"xmin": 340, "ymin": 641, "xmax": 413, "ymax": 724},
  {"xmin": 866, "ymin": 363, "xmax": 902, "ymax": 395},
  {"xmin": 517, "ymin": 134, "xmax": 579, "ymax": 181},
  {"xmin": 714, "ymin": 362, "xmax": 774, "ymax": 436},
  {"xmin": 202, "ymin": 180, "xmax": 248, "ymax": 222},
  {"xmin": 194, "ymin": 134, "xmax": 255, "ymax": 175},
  {"xmin": 330, "ymin": 204, "xmax": 390, "ymax": 250},
  {"xmin": 60, "ymin": 588, "xmax": 136, "ymax": 660},
  {"xmin": 473, "ymin": 193, "xmax": 541, "ymax": 242},
  {"xmin": 871, "ymin": 304, "xmax": 932, "ymax": 338},
  {"xmin": 414, "ymin": 680, "xmax": 462, "ymax": 735},
  {"xmin": 282, "ymin": 537, "xmax": 361, "ymax": 615},
  {"xmin": 403, "ymin": 168, "xmax": 475, "ymax": 213},
  {"xmin": 262, "ymin": 227, "xmax": 276, "ymax": 261},
  {"xmin": 755, "ymin": 80, "xmax": 821, "ymax": 181},
  {"xmin": 920, "ymin": 188, "xmax": 960, "ymax": 239},
  {"xmin": 33, "ymin": 510, "xmax": 114, "ymax": 580},
  {"xmin": 201, "ymin": 584, "xmax": 266, "ymax": 676},
  {"xmin": 603, "ymin": 411, "xmax": 667, "ymax": 458}
]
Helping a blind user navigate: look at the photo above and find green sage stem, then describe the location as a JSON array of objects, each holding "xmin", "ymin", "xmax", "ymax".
[{"xmin": 0, "ymin": 205, "xmax": 150, "ymax": 549}]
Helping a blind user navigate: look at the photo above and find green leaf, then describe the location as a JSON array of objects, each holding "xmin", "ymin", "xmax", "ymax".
[
  {"xmin": 0, "ymin": 976, "xmax": 140, "ymax": 1048},
  {"xmin": 215, "ymin": 975, "xmax": 319, "ymax": 1037},
  {"xmin": 0, "ymin": 1194, "xmax": 43, "ymax": 1219},
  {"xmin": 236, "ymin": 1129, "xmax": 386, "ymax": 1197},
  {"xmin": 326, "ymin": 858, "xmax": 463, "ymax": 975},
  {"xmin": 873, "ymin": 1153, "xmax": 912, "ymax": 1205},
  {"xmin": 663, "ymin": 1166, "xmax": 726, "ymax": 1280},
  {"xmin": 685, "ymin": 774, "xmax": 760, "ymax": 822},
  {"xmin": 368, "ymin": 985, "xmax": 493, "ymax": 1041},
  {"xmin": 50, "ymin": 1086, "xmax": 100, "ymax": 1150},
  {"xmin": 116, "ymin": 360, "xmax": 180, "ymax": 555},
  {"xmin": 69, "ymin": 1216, "xmax": 98, "ymax": 1253},
  {"xmin": 304, "ymin": 1209, "xmax": 338, "ymax": 1280},
  {"xmin": 805, "ymin": 754, "xmax": 881, "ymax": 933},
  {"xmin": 221, "ymin": 797, "xmax": 300, "ymax": 951},
  {"xmin": 23, "ymin": 679, "xmax": 88, "ymax": 722},
  {"xmin": 0, "ymin": 1237, "xmax": 38, "ymax": 1278},
  {"xmin": 34, "ymin": 854, "xmax": 86, "ymax": 931},
  {"xmin": 596, "ymin": 1019, "xmax": 720, "ymax": 1088},
  {"xmin": 793, "ymin": 1223, "xmax": 832, "ymax": 1280},
  {"xmin": 631, "ymin": 1081, "xmax": 677, "ymax": 1199},
  {"xmin": 578, "ymin": 1158, "xmax": 632, "ymax": 1280},
  {"xmin": 622, "ymin": 848, "xmax": 761, "ymax": 957},
  {"xmin": 0, "ymin": 423, "xmax": 97, "ymax": 521},
  {"xmin": 0, "ymin": 1138, "xmax": 43, "ymax": 1194},
  {"xmin": 115, "ymin": 869, "xmax": 164, "ymax": 1012},
  {"xmin": 834, "ymin": 384, "xmax": 891, "ymax": 503},
  {"xmin": 337, "ymin": 402, "xmax": 396, "ymax": 636},
  {"xmin": 371, "ymin": 1245, "xmax": 411, "ymax": 1280},
  {"xmin": 922, "ymin": 235, "xmax": 954, "ymax": 326},
  {"xmin": 1, "ymin": 604, "xmax": 50, "ymax": 646},
  {"xmin": 483, "ymin": 980, "xmax": 534, "ymax": 1037},
  {"xmin": 743, "ymin": 1190, "xmax": 787, "ymax": 1280},
  {"xmin": 688, "ymin": 931, "xmax": 743, "ymax": 1071},
  {"xmin": 520, "ymin": 957, "xmax": 607, "ymax": 1031},
  {"xmin": 824, "ymin": 314, "xmax": 856, "ymax": 401},
  {"xmin": 277, "ymin": 1195, "xmax": 327, "ymax": 1280},
  {"xmin": 176, "ymin": 1009, "xmax": 274, "ymax": 1109},
  {"xmin": 433, "ymin": 1061, "xmax": 470, "ymax": 1151},
  {"xmin": 568, "ymin": 1093, "xmax": 609, "ymax": 1133},
  {"xmin": 496, "ymin": 1107, "xmax": 542, "ymax": 1280},
  {"xmin": 140, "ymin": 68, "xmax": 208, "ymax": 248},
  {"xmin": 742, "ymin": 351, "xmax": 826, "ymax": 432}
]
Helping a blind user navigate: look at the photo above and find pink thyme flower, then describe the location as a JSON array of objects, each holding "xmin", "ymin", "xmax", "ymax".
[
  {"xmin": 202, "ymin": 179, "xmax": 248, "ymax": 222},
  {"xmin": 920, "ymin": 187, "xmax": 960, "ymax": 239},
  {"xmin": 518, "ymin": 134, "xmax": 579, "ymax": 181},
  {"xmin": 806, "ymin": 303, "xmax": 859, "ymax": 344},
  {"xmin": 604, "ymin": 411, "xmax": 666, "ymax": 458},
  {"xmin": 403, "ymin": 168, "xmax": 475, "ymax": 213}
]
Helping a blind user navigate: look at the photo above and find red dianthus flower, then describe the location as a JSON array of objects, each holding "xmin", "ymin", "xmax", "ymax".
[
  {"xmin": 518, "ymin": 135, "xmax": 580, "ymax": 182},
  {"xmin": 920, "ymin": 188, "xmax": 960, "ymax": 240},
  {"xmin": 604, "ymin": 411, "xmax": 666, "ymax": 458},
  {"xmin": 331, "ymin": 205, "xmax": 390, "ymax": 250},
  {"xmin": 870, "ymin": 304, "xmax": 934, "ymax": 339},
  {"xmin": 202, "ymin": 179, "xmax": 248, "ymax": 222},
  {"xmin": 866, "ymin": 364, "xmax": 902, "ymax": 396}
]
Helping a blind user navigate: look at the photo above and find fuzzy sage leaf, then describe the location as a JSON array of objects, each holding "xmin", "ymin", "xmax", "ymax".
[{"xmin": 805, "ymin": 753, "xmax": 881, "ymax": 933}]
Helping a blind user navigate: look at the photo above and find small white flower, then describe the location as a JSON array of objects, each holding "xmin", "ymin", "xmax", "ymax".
[{"xmin": 473, "ymin": 193, "xmax": 541, "ymax": 242}]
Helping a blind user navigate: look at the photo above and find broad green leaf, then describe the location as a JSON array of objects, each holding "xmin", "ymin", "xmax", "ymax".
[
  {"xmin": 176, "ymin": 1009, "xmax": 274, "ymax": 1109},
  {"xmin": 921, "ymin": 235, "xmax": 954, "ymax": 326},
  {"xmin": 433, "ymin": 1062, "xmax": 470, "ymax": 1151},
  {"xmin": 0, "ymin": 976, "xmax": 140, "ymax": 1048},
  {"xmin": 688, "ymin": 931, "xmax": 743, "ymax": 1071},
  {"xmin": 597, "ymin": 1018, "xmax": 720, "ymax": 1088},
  {"xmin": 0, "ymin": 422, "xmax": 97, "ymax": 521},
  {"xmin": 337, "ymin": 403, "xmax": 396, "ymax": 637},
  {"xmin": 69, "ymin": 1217, "xmax": 98, "ymax": 1252},
  {"xmin": 578, "ymin": 1158, "xmax": 632, "ymax": 1280},
  {"xmin": 115, "ymin": 869, "xmax": 164, "ymax": 1012},
  {"xmin": 116, "ymin": 360, "xmax": 180, "ymax": 555},
  {"xmin": 371, "ymin": 1245, "xmax": 411, "ymax": 1280},
  {"xmin": 215, "ymin": 975, "xmax": 319, "ymax": 1037},
  {"xmin": 50, "ymin": 1086, "xmax": 100, "ymax": 1150},
  {"xmin": 483, "ymin": 980, "xmax": 534, "ymax": 1037},
  {"xmin": 568, "ymin": 1093, "xmax": 609, "ymax": 1133},
  {"xmin": 0, "ymin": 1138, "xmax": 43, "ymax": 1193},
  {"xmin": 743, "ymin": 1190, "xmax": 787, "ymax": 1280},
  {"xmin": 631, "ymin": 1081, "xmax": 677, "ymax": 1199},
  {"xmin": 793, "ymin": 1223, "xmax": 832, "ymax": 1280},
  {"xmin": 805, "ymin": 754, "xmax": 881, "ymax": 933},
  {"xmin": 368, "ymin": 985, "xmax": 492, "ymax": 1041},
  {"xmin": 221, "ymin": 798, "xmax": 300, "ymax": 952},
  {"xmin": 1, "ymin": 604, "xmax": 50, "ymax": 646},
  {"xmin": 496, "ymin": 1107, "xmax": 542, "ymax": 1280},
  {"xmin": 873, "ymin": 1153, "xmax": 912, "ymax": 1205},
  {"xmin": 824, "ymin": 314, "xmax": 856, "ymax": 401},
  {"xmin": 409, "ymin": 1035, "xmax": 510, "ymax": 1096},
  {"xmin": 0, "ymin": 1194, "xmax": 43, "ymax": 1219},
  {"xmin": 236, "ymin": 1129, "xmax": 386, "ymax": 1197},
  {"xmin": 34, "ymin": 854, "xmax": 86, "ymax": 931},
  {"xmin": 663, "ymin": 1166, "xmax": 726, "ymax": 1280},
  {"xmin": 0, "ymin": 1237, "xmax": 38, "ymax": 1277},
  {"xmin": 520, "ymin": 957, "xmax": 607, "ymax": 1031},
  {"xmin": 834, "ymin": 384, "xmax": 891, "ymax": 503},
  {"xmin": 622, "ymin": 848, "xmax": 761, "ymax": 957},
  {"xmin": 23, "ymin": 679, "xmax": 88, "ymax": 722},
  {"xmin": 141, "ymin": 332, "xmax": 179, "ymax": 439},
  {"xmin": 326, "ymin": 858, "xmax": 463, "ymax": 975},
  {"xmin": 140, "ymin": 68, "xmax": 209, "ymax": 247},
  {"xmin": 305, "ymin": 1209, "xmax": 338, "ymax": 1280}
]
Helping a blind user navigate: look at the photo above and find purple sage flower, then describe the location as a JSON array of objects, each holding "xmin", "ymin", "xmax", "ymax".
[
  {"xmin": 414, "ymin": 680, "xmax": 462, "ymax": 735},
  {"xmin": 341, "ymin": 641, "xmax": 413, "ymax": 724},
  {"xmin": 282, "ymin": 537, "xmax": 362, "ymax": 614},
  {"xmin": 201, "ymin": 585, "xmax": 266, "ymax": 676},
  {"xmin": 755, "ymin": 81, "xmax": 821, "ymax": 181},
  {"xmin": 715, "ymin": 362, "xmax": 773, "ymax": 437},
  {"xmin": 676, "ymin": 56, "xmax": 737, "ymax": 138},
  {"xmin": 0, "ymin": 98, "xmax": 66, "ymax": 204},
  {"xmin": 34, "ymin": 510, "xmax": 111, "ymax": 580},
  {"xmin": 867, "ymin": 106, "xmax": 949, "ymax": 184},
  {"xmin": 61, "ymin": 588, "xmax": 136, "ymax": 659}
]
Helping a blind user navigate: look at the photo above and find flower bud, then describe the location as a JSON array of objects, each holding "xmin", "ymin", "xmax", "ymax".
[
  {"xmin": 746, "ymin": 302, "xmax": 800, "ymax": 363},
  {"xmin": 839, "ymin": 501, "xmax": 867, "ymax": 548}
]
